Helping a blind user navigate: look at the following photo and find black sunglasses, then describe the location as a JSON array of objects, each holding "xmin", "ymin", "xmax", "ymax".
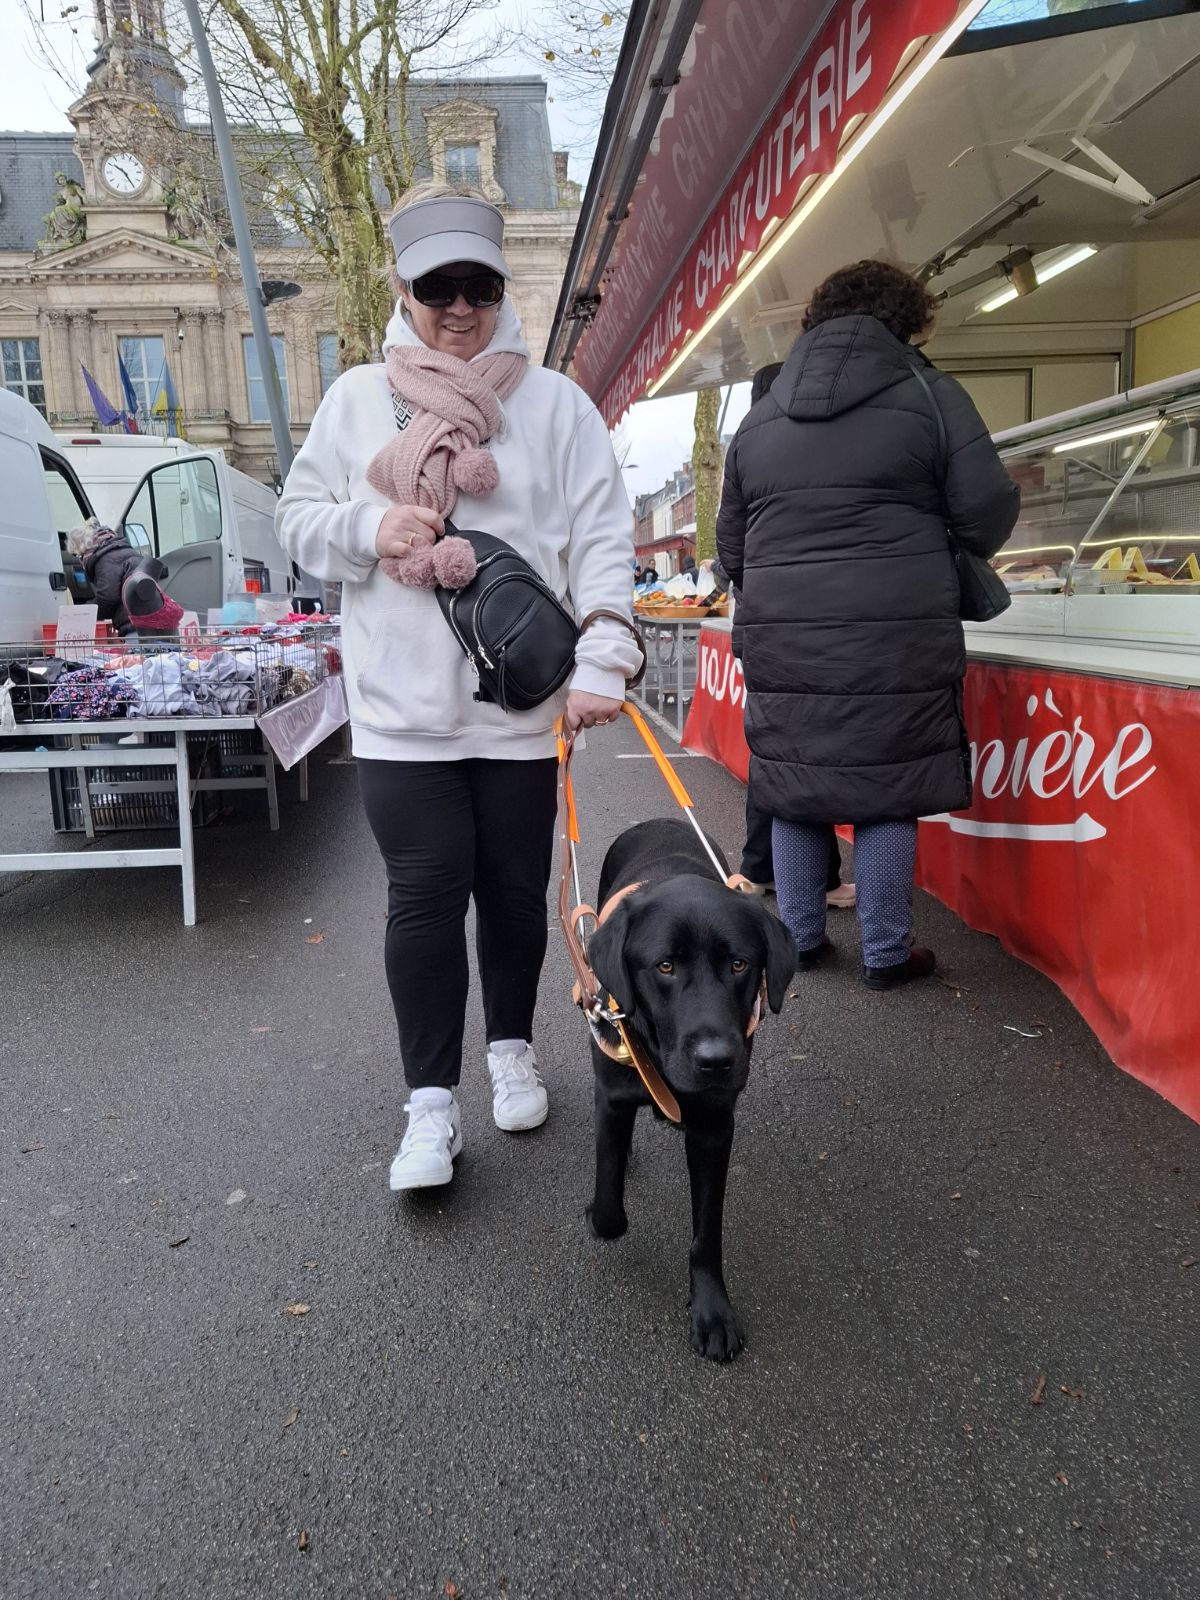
[{"xmin": 410, "ymin": 270, "xmax": 505, "ymax": 309}]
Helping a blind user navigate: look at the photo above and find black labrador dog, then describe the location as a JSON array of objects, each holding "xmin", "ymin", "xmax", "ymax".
[{"xmin": 585, "ymin": 817, "xmax": 797, "ymax": 1360}]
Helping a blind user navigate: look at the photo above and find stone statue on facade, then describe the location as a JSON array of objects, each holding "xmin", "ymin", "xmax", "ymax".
[
  {"xmin": 164, "ymin": 172, "xmax": 207, "ymax": 243},
  {"xmin": 40, "ymin": 173, "xmax": 87, "ymax": 252}
]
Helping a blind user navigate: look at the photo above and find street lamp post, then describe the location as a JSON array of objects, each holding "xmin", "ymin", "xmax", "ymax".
[{"xmin": 179, "ymin": 0, "xmax": 294, "ymax": 482}]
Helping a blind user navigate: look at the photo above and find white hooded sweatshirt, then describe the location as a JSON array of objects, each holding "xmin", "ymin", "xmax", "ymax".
[{"xmin": 276, "ymin": 298, "xmax": 639, "ymax": 761}]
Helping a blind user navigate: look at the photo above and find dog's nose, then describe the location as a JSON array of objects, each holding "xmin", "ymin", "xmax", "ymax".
[{"xmin": 693, "ymin": 1037, "xmax": 736, "ymax": 1075}]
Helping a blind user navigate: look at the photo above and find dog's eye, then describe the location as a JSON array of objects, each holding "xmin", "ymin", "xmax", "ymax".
[
  {"xmin": 656, "ymin": 960, "xmax": 674, "ymax": 975},
  {"xmin": 731, "ymin": 959, "xmax": 749, "ymax": 975}
]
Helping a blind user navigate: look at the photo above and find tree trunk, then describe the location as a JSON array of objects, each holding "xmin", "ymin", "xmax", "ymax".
[
  {"xmin": 324, "ymin": 152, "xmax": 393, "ymax": 370},
  {"xmin": 691, "ymin": 387, "xmax": 722, "ymax": 562}
]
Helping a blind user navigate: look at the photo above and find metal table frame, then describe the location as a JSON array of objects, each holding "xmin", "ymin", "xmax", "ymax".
[
  {"xmin": 631, "ymin": 618, "xmax": 706, "ymax": 736},
  {"xmin": 0, "ymin": 716, "xmax": 302, "ymax": 926}
]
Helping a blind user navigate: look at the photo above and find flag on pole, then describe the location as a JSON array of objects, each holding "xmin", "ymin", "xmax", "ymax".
[
  {"xmin": 80, "ymin": 365, "xmax": 122, "ymax": 427},
  {"xmin": 118, "ymin": 354, "xmax": 141, "ymax": 433},
  {"xmin": 151, "ymin": 358, "xmax": 185, "ymax": 438}
]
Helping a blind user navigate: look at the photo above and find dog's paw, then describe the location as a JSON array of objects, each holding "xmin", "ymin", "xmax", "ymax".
[
  {"xmin": 586, "ymin": 1202, "xmax": 628, "ymax": 1241},
  {"xmin": 689, "ymin": 1296, "xmax": 745, "ymax": 1362}
]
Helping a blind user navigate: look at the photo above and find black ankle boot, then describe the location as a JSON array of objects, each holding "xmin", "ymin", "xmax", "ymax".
[
  {"xmin": 796, "ymin": 937, "xmax": 834, "ymax": 972},
  {"xmin": 862, "ymin": 947, "xmax": 936, "ymax": 990}
]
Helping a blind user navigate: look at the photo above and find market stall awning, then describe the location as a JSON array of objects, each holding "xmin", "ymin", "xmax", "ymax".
[{"xmin": 549, "ymin": 0, "xmax": 1200, "ymax": 427}]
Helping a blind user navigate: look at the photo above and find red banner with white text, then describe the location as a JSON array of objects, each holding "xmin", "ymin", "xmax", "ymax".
[
  {"xmin": 681, "ymin": 626, "xmax": 750, "ymax": 781},
  {"xmin": 577, "ymin": 0, "xmax": 962, "ymax": 426},
  {"xmin": 683, "ymin": 642, "xmax": 1200, "ymax": 1123},
  {"xmin": 917, "ymin": 663, "xmax": 1200, "ymax": 1124}
]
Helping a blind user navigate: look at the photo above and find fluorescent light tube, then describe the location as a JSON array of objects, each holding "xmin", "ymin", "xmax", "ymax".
[{"xmin": 1051, "ymin": 420, "xmax": 1158, "ymax": 454}]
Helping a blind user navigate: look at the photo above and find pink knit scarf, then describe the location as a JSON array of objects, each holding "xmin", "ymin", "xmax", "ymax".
[{"xmin": 366, "ymin": 342, "xmax": 527, "ymax": 517}]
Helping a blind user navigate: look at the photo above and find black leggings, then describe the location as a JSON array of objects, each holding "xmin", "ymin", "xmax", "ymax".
[{"xmin": 357, "ymin": 756, "xmax": 559, "ymax": 1089}]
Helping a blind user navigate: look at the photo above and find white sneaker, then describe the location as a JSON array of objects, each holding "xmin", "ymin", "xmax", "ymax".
[
  {"xmin": 487, "ymin": 1044, "xmax": 548, "ymax": 1132},
  {"xmin": 389, "ymin": 1091, "xmax": 462, "ymax": 1191},
  {"xmin": 826, "ymin": 882, "xmax": 857, "ymax": 909}
]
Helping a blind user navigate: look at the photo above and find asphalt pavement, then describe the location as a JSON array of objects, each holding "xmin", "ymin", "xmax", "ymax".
[{"xmin": 1, "ymin": 719, "xmax": 1196, "ymax": 1599}]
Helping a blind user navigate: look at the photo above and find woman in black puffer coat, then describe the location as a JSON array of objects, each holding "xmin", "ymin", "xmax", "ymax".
[{"xmin": 717, "ymin": 262, "xmax": 1019, "ymax": 990}]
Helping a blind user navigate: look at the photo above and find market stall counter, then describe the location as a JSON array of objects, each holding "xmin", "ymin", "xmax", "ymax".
[
  {"xmin": 0, "ymin": 620, "xmax": 346, "ymax": 925},
  {"xmin": 679, "ymin": 375, "xmax": 1200, "ymax": 1126}
]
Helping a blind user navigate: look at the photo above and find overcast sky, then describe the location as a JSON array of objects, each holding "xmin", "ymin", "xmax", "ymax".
[{"xmin": 0, "ymin": 0, "xmax": 747, "ymax": 499}]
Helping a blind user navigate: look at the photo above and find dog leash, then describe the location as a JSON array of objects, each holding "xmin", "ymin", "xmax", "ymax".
[{"xmin": 556, "ymin": 702, "xmax": 764, "ymax": 1125}]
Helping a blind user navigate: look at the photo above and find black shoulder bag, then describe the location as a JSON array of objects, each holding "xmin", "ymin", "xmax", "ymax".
[
  {"xmin": 908, "ymin": 360, "xmax": 1011, "ymax": 624},
  {"xmin": 436, "ymin": 519, "xmax": 645, "ymax": 712}
]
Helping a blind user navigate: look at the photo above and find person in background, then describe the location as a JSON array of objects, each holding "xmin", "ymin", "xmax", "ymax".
[
  {"xmin": 680, "ymin": 553, "xmax": 697, "ymax": 576},
  {"xmin": 67, "ymin": 519, "xmax": 143, "ymax": 632},
  {"xmin": 277, "ymin": 184, "xmax": 639, "ymax": 1190},
  {"xmin": 718, "ymin": 263, "xmax": 1018, "ymax": 987},
  {"xmin": 722, "ymin": 366, "xmax": 856, "ymax": 908},
  {"xmin": 642, "ymin": 563, "xmax": 659, "ymax": 584}
]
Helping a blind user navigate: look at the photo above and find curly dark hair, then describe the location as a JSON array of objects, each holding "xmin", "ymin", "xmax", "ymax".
[{"xmin": 802, "ymin": 260, "xmax": 937, "ymax": 344}]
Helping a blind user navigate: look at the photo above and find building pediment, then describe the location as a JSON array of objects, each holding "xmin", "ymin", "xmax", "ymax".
[
  {"xmin": 0, "ymin": 297, "xmax": 39, "ymax": 315},
  {"xmin": 30, "ymin": 229, "xmax": 212, "ymax": 282}
]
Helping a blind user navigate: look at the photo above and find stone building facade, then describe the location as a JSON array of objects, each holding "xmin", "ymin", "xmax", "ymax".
[{"xmin": 0, "ymin": 7, "xmax": 578, "ymax": 485}]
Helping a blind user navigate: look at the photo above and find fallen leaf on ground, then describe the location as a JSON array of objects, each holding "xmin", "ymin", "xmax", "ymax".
[
  {"xmin": 1056, "ymin": 1472, "xmax": 1069, "ymax": 1486},
  {"xmin": 169, "ymin": 1236, "xmax": 189, "ymax": 1249},
  {"xmin": 1030, "ymin": 1374, "xmax": 1047, "ymax": 1406},
  {"xmin": 637, "ymin": 1431, "xmax": 648, "ymax": 1444},
  {"xmin": 444, "ymin": 1584, "xmax": 459, "ymax": 1599},
  {"xmin": 303, "ymin": 1260, "xmax": 319, "ymax": 1270},
  {"xmin": 20, "ymin": 1143, "xmax": 44, "ymax": 1154},
  {"xmin": 298, "ymin": 1530, "xmax": 309, "ymax": 1552},
  {"xmin": 788, "ymin": 1514, "xmax": 798, "ymax": 1534},
  {"xmin": 963, "ymin": 1423, "xmax": 973, "ymax": 1435},
  {"xmin": 1060, "ymin": 1385, "xmax": 1084, "ymax": 1399},
  {"xmin": 1182, "ymin": 1258, "xmax": 1197, "ymax": 1270},
  {"xmin": 950, "ymin": 1192, "xmax": 962, "ymax": 1201},
  {"xmin": 305, "ymin": 932, "xmax": 325, "ymax": 944},
  {"xmin": 817, "ymin": 1151, "xmax": 828, "ymax": 1162},
  {"xmin": 282, "ymin": 1405, "xmax": 300, "ymax": 1431},
  {"xmin": 284, "ymin": 1302, "xmax": 310, "ymax": 1317}
]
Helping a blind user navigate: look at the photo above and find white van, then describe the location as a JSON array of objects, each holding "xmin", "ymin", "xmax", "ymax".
[
  {"xmin": 53, "ymin": 433, "xmax": 318, "ymax": 610},
  {"xmin": 0, "ymin": 388, "xmax": 95, "ymax": 638}
]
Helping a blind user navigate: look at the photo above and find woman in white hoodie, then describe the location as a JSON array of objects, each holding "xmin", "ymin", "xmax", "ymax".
[{"xmin": 276, "ymin": 186, "xmax": 640, "ymax": 1193}]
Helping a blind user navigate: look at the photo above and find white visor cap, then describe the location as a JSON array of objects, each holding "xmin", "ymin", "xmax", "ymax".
[{"xmin": 388, "ymin": 196, "xmax": 512, "ymax": 282}]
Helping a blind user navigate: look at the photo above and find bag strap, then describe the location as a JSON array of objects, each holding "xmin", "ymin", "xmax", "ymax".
[
  {"xmin": 907, "ymin": 356, "xmax": 949, "ymax": 500},
  {"xmin": 578, "ymin": 608, "xmax": 647, "ymax": 690}
]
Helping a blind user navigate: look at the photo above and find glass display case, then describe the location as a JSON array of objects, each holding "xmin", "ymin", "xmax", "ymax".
[{"xmin": 973, "ymin": 379, "xmax": 1200, "ymax": 672}]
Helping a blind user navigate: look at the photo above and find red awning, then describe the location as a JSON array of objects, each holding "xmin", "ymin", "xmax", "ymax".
[{"xmin": 565, "ymin": 0, "xmax": 971, "ymax": 426}]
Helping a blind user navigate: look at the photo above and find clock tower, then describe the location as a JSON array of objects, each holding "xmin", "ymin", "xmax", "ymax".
[{"xmin": 68, "ymin": 0, "xmax": 187, "ymax": 238}]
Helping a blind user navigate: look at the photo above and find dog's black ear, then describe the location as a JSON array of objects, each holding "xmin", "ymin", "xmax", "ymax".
[
  {"xmin": 756, "ymin": 904, "xmax": 798, "ymax": 1013},
  {"xmin": 587, "ymin": 901, "xmax": 635, "ymax": 1018}
]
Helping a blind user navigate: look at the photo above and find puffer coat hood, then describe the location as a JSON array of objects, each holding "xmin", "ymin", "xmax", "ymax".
[
  {"xmin": 771, "ymin": 315, "xmax": 917, "ymax": 419},
  {"xmin": 717, "ymin": 315, "xmax": 1020, "ymax": 825}
]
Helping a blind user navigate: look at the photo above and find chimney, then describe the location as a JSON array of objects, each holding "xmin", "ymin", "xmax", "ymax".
[{"xmin": 554, "ymin": 151, "xmax": 569, "ymax": 186}]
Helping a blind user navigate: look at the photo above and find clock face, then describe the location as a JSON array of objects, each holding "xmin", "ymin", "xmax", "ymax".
[{"xmin": 102, "ymin": 154, "xmax": 146, "ymax": 196}]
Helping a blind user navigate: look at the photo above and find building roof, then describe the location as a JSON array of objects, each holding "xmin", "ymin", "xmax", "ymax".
[
  {"xmin": 0, "ymin": 133, "xmax": 82, "ymax": 252},
  {"xmin": 403, "ymin": 78, "xmax": 561, "ymax": 210},
  {"xmin": 0, "ymin": 75, "xmax": 562, "ymax": 260}
]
